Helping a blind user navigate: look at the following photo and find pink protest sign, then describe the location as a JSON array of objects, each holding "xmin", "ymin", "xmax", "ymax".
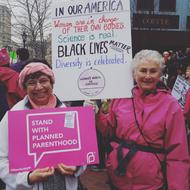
[{"xmin": 8, "ymin": 106, "xmax": 99, "ymax": 173}]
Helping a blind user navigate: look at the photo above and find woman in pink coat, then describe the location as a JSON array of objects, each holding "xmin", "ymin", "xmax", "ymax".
[{"xmin": 95, "ymin": 50, "xmax": 189, "ymax": 190}]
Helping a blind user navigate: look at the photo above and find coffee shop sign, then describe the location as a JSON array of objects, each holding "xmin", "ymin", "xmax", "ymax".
[
  {"xmin": 142, "ymin": 18, "xmax": 169, "ymax": 25},
  {"xmin": 133, "ymin": 14, "xmax": 179, "ymax": 29}
]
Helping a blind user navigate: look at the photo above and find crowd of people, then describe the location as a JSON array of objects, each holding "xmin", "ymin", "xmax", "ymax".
[
  {"xmin": 161, "ymin": 48, "xmax": 190, "ymax": 90},
  {"xmin": 0, "ymin": 47, "xmax": 189, "ymax": 190},
  {"xmin": 0, "ymin": 47, "xmax": 28, "ymax": 120}
]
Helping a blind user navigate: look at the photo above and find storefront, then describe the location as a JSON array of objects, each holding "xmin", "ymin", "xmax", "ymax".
[
  {"xmin": 132, "ymin": 30, "xmax": 190, "ymax": 54},
  {"xmin": 132, "ymin": 13, "xmax": 190, "ymax": 54}
]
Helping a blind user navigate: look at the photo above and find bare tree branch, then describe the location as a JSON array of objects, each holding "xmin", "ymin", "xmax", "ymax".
[{"xmin": 6, "ymin": 0, "xmax": 51, "ymax": 58}]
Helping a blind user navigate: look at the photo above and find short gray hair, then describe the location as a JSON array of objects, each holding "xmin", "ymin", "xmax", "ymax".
[{"xmin": 131, "ymin": 49, "xmax": 164, "ymax": 72}]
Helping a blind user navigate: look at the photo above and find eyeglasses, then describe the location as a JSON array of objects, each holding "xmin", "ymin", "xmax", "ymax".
[{"xmin": 25, "ymin": 78, "xmax": 50, "ymax": 87}]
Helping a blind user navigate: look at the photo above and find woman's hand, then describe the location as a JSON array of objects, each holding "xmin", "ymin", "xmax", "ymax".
[
  {"xmin": 56, "ymin": 163, "xmax": 77, "ymax": 175},
  {"xmin": 28, "ymin": 167, "xmax": 55, "ymax": 185},
  {"xmin": 101, "ymin": 99, "xmax": 111, "ymax": 114},
  {"xmin": 83, "ymin": 100, "xmax": 99, "ymax": 113}
]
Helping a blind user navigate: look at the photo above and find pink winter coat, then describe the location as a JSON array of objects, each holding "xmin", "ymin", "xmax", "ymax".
[
  {"xmin": 96, "ymin": 87, "xmax": 189, "ymax": 190},
  {"xmin": 0, "ymin": 67, "xmax": 25, "ymax": 108}
]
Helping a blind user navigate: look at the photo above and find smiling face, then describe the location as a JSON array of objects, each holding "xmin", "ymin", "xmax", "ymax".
[
  {"xmin": 25, "ymin": 74, "xmax": 53, "ymax": 105},
  {"xmin": 134, "ymin": 60, "xmax": 161, "ymax": 92}
]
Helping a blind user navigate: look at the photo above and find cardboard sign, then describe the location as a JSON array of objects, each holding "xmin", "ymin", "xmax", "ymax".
[
  {"xmin": 8, "ymin": 106, "xmax": 99, "ymax": 172},
  {"xmin": 171, "ymin": 75, "xmax": 190, "ymax": 108},
  {"xmin": 51, "ymin": 0, "xmax": 133, "ymax": 101}
]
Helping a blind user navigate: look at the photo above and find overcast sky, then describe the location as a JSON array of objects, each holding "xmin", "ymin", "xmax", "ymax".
[{"xmin": 0, "ymin": 0, "xmax": 52, "ymax": 45}]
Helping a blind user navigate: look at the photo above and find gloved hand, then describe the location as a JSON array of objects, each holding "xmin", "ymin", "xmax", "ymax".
[
  {"xmin": 101, "ymin": 99, "xmax": 111, "ymax": 114},
  {"xmin": 83, "ymin": 100, "xmax": 99, "ymax": 114}
]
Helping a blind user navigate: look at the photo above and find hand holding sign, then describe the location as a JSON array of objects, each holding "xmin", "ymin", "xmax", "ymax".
[
  {"xmin": 56, "ymin": 163, "xmax": 77, "ymax": 175},
  {"xmin": 83, "ymin": 100, "xmax": 99, "ymax": 113},
  {"xmin": 28, "ymin": 167, "xmax": 55, "ymax": 185},
  {"xmin": 83, "ymin": 99, "xmax": 111, "ymax": 114}
]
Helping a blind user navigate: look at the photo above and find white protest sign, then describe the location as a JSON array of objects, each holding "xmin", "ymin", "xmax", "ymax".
[
  {"xmin": 52, "ymin": 0, "xmax": 133, "ymax": 101},
  {"xmin": 171, "ymin": 75, "xmax": 190, "ymax": 109}
]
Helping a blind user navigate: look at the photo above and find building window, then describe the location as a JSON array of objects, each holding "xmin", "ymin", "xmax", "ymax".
[
  {"xmin": 159, "ymin": 0, "xmax": 176, "ymax": 12},
  {"xmin": 187, "ymin": 16, "xmax": 190, "ymax": 29},
  {"xmin": 137, "ymin": 0, "xmax": 154, "ymax": 11}
]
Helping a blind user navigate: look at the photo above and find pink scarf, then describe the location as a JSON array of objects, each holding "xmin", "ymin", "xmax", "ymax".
[{"xmin": 28, "ymin": 94, "xmax": 57, "ymax": 109}]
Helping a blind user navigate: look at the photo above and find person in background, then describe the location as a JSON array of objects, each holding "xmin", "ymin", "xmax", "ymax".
[
  {"xmin": 184, "ymin": 64, "xmax": 190, "ymax": 153},
  {"xmin": 0, "ymin": 48, "xmax": 25, "ymax": 190},
  {"xmin": 185, "ymin": 64, "xmax": 190, "ymax": 83},
  {"xmin": 0, "ymin": 61, "xmax": 86, "ymax": 190},
  {"xmin": 184, "ymin": 64, "xmax": 190, "ymax": 124},
  {"xmin": 161, "ymin": 51, "xmax": 169, "ymax": 87},
  {"xmin": 167, "ymin": 50, "xmax": 178, "ymax": 89},
  {"xmin": 87, "ymin": 50, "xmax": 189, "ymax": 189},
  {"xmin": 0, "ymin": 48, "xmax": 25, "ymax": 109},
  {"xmin": 184, "ymin": 87, "xmax": 190, "ymax": 147},
  {"xmin": 177, "ymin": 48, "xmax": 190, "ymax": 77},
  {"xmin": 0, "ymin": 83, "xmax": 6, "ymax": 188},
  {"xmin": 10, "ymin": 48, "xmax": 29, "ymax": 73},
  {"xmin": 162, "ymin": 51, "xmax": 170, "ymax": 64},
  {"xmin": 0, "ymin": 81, "xmax": 9, "ymax": 121}
]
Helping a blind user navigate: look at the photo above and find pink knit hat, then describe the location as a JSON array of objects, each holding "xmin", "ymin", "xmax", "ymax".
[
  {"xmin": 0, "ymin": 48, "xmax": 10, "ymax": 66},
  {"xmin": 19, "ymin": 62, "xmax": 55, "ymax": 89}
]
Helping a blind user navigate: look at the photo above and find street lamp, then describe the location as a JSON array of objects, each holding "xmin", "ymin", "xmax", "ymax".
[{"xmin": 22, "ymin": 31, "xmax": 27, "ymax": 48}]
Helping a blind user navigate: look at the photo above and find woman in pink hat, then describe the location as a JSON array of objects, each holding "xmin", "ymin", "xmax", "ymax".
[{"xmin": 0, "ymin": 59, "xmax": 86, "ymax": 190}]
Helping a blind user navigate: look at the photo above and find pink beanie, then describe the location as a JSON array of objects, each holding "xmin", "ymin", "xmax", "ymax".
[
  {"xmin": 0, "ymin": 48, "xmax": 10, "ymax": 66},
  {"xmin": 19, "ymin": 62, "xmax": 55, "ymax": 89}
]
